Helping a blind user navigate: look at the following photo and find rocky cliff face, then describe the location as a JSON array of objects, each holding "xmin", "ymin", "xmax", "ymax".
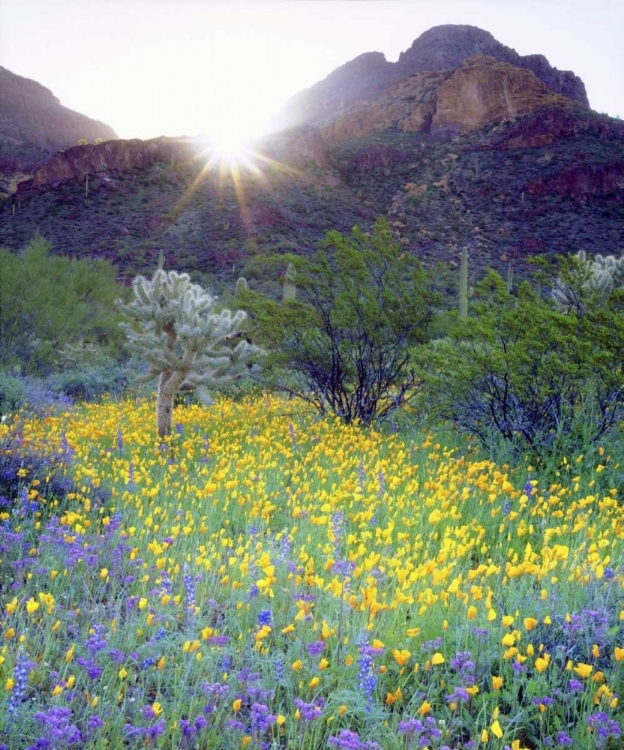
[
  {"xmin": 0, "ymin": 66, "xmax": 117, "ymax": 175},
  {"xmin": 273, "ymin": 24, "xmax": 588, "ymax": 131},
  {"xmin": 14, "ymin": 128, "xmax": 329, "ymax": 201},
  {"xmin": 319, "ymin": 56, "xmax": 574, "ymax": 144}
]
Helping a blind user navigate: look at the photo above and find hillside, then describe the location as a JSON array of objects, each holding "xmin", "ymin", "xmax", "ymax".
[{"xmin": 2, "ymin": 106, "xmax": 622, "ymax": 294}]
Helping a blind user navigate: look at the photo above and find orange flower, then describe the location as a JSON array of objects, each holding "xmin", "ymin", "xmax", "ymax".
[{"xmin": 392, "ymin": 649, "xmax": 411, "ymax": 666}]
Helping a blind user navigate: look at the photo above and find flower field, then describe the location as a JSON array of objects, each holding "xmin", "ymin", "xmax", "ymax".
[{"xmin": 0, "ymin": 395, "xmax": 622, "ymax": 749}]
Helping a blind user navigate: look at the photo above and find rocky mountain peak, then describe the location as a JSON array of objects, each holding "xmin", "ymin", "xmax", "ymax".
[{"xmin": 272, "ymin": 24, "xmax": 589, "ymax": 132}]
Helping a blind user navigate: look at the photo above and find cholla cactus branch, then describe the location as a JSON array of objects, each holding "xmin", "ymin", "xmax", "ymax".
[{"xmin": 118, "ymin": 269, "xmax": 262, "ymax": 437}]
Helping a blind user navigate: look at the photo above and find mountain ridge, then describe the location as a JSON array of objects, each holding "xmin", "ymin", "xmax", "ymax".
[{"xmin": 0, "ymin": 65, "xmax": 117, "ymax": 186}]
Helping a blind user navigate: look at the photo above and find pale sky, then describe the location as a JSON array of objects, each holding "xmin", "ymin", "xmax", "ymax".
[{"xmin": 1, "ymin": 0, "xmax": 622, "ymax": 147}]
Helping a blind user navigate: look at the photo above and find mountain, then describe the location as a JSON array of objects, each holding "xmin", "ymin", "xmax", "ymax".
[
  {"xmin": 0, "ymin": 27, "xmax": 622, "ymax": 293},
  {"xmin": 0, "ymin": 65, "xmax": 117, "ymax": 190},
  {"xmin": 271, "ymin": 25, "xmax": 589, "ymax": 131}
]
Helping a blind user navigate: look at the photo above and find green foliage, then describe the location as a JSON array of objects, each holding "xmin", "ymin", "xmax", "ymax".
[
  {"xmin": 0, "ymin": 235, "xmax": 126, "ymax": 375},
  {"xmin": 118, "ymin": 267, "xmax": 262, "ymax": 437},
  {"xmin": 242, "ymin": 219, "xmax": 438, "ymax": 425},
  {"xmin": 419, "ymin": 269, "xmax": 624, "ymax": 460}
]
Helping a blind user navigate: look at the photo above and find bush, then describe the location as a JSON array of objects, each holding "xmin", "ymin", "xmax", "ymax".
[
  {"xmin": 0, "ymin": 361, "xmax": 132, "ymax": 415},
  {"xmin": 0, "ymin": 234, "xmax": 126, "ymax": 375},
  {"xmin": 241, "ymin": 219, "xmax": 438, "ymax": 425},
  {"xmin": 418, "ymin": 271, "xmax": 624, "ymax": 460}
]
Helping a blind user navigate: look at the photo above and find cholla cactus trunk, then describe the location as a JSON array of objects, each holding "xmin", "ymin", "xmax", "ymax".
[{"xmin": 156, "ymin": 321, "xmax": 186, "ymax": 437}]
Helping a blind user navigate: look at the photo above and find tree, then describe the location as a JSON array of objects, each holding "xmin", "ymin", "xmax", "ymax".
[
  {"xmin": 242, "ymin": 220, "xmax": 437, "ymax": 425},
  {"xmin": 118, "ymin": 267, "xmax": 261, "ymax": 437},
  {"xmin": 0, "ymin": 235, "xmax": 124, "ymax": 375},
  {"xmin": 420, "ymin": 270, "xmax": 624, "ymax": 456}
]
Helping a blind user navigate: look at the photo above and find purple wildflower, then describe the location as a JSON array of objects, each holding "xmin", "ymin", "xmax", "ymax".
[
  {"xmin": 307, "ymin": 640, "xmax": 326, "ymax": 657},
  {"xmin": 328, "ymin": 729, "xmax": 381, "ymax": 750},
  {"xmin": 586, "ymin": 712, "xmax": 621, "ymax": 746},
  {"xmin": 294, "ymin": 698, "xmax": 324, "ymax": 722}
]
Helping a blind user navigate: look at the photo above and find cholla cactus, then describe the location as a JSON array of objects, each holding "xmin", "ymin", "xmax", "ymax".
[
  {"xmin": 591, "ymin": 253, "xmax": 624, "ymax": 296},
  {"xmin": 552, "ymin": 250, "xmax": 624, "ymax": 313},
  {"xmin": 118, "ymin": 269, "xmax": 261, "ymax": 437}
]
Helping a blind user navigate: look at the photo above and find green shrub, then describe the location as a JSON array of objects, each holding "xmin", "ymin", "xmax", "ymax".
[{"xmin": 418, "ymin": 270, "xmax": 624, "ymax": 462}]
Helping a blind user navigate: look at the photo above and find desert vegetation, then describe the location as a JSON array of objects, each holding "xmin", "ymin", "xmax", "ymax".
[{"xmin": 0, "ymin": 229, "xmax": 622, "ymax": 749}]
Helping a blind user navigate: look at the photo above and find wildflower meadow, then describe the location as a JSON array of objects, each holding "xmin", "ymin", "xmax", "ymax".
[{"xmin": 0, "ymin": 394, "xmax": 622, "ymax": 749}]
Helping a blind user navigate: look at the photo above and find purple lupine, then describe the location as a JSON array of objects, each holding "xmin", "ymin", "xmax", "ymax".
[
  {"xmin": 333, "ymin": 559, "xmax": 356, "ymax": 578},
  {"xmin": 182, "ymin": 563, "xmax": 196, "ymax": 619},
  {"xmin": 7, "ymin": 648, "xmax": 31, "ymax": 720},
  {"xmin": 377, "ymin": 469, "xmax": 386, "ymax": 498},
  {"xmin": 357, "ymin": 637, "xmax": 378, "ymax": 710}
]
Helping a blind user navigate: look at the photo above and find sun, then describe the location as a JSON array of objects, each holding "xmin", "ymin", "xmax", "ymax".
[{"xmin": 199, "ymin": 117, "xmax": 260, "ymax": 171}]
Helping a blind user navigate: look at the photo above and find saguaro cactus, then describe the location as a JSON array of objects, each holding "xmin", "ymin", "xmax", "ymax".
[
  {"xmin": 459, "ymin": 247, "xmax": 469, "ymax": 319},
  {"xmin": 283, "ymin": 263, "xmax": 296, "ymax": 301},
  {"xmin": 235, "ymin": 277, "xmax": 248, "ymax": 298},
  {"xmin": 118, "ymin": 269, "xmax": 261, "ymax": 437}
]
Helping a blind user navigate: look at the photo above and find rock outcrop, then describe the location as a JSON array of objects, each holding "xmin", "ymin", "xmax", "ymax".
[
  {"xmin": 319, "ymin": 56, "xmax": 575, "ymax": 144},
  {"xmin": 0, "ymin": 65, "xmax": 117, "ymax": 175},
  {"xmin": 272, "ymin": 24, "xmax": 588, "ymax": 131},
  {"xmin": 526, "ymin": 161, "xmax": 624, "ymax": 198},
  {"xmin": 252, "ymin": 126, "xmax": 329, "ymax": 169},
  {"xmin": 480, "ymin": 106, "xmax": 624, "ymax": 150},
  {"xmin": 14, "ymin": 138, "xmax": 193, "ymax": 201}
]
